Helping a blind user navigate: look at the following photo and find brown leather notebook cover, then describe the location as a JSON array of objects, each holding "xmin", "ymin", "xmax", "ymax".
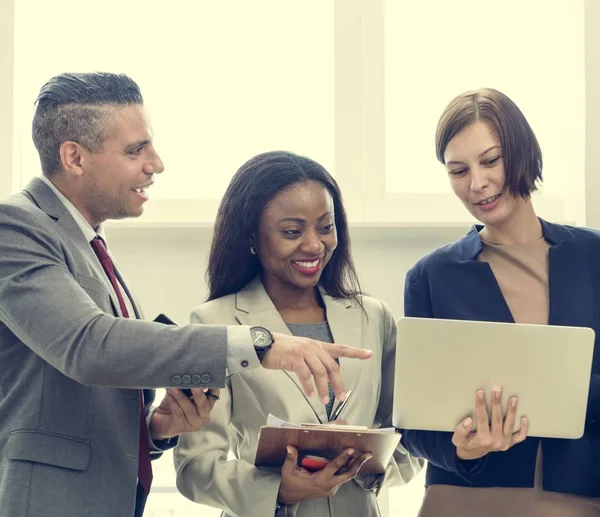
[{"xmin": 254, "ymin": 425, "xmax": 401, "ymax": 474}]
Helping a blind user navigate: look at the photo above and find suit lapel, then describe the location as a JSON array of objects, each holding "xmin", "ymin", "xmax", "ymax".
[
  {"xmin": 321, "ymin": 292, "xmax": 363, "ymax": 400},
  {"xmin": 234, "ymin": 278, "xmax": 291, "ymax": 334},
  {"xmin": 234, "ymin": 278, "xmax": 363, "ymax": 423},
  {"xmin": 24, "ymin": 178, "xmax": 123, "ymax": 317},
  {"xmin": 455, "ymin": 225, "xmax": 515, "ymax": 323},
  {"xmin": 455, "ymin": 262, "xmax": 515, "ymax": 323},
  {"xmin": 112, "ymin": 259, "xmax": 143, "ymax": 320},
  {"xmin": 453, "ymin": 219, "xmax": 593, "ymax": 328},
  {"xmin": 548, "ymin": 241, "xmax": 594, "ymax": 328},
  {"xmin": 537, "ymin": 219, "xmax": 594, "ymax": 328},
  {"xmin": 234, "ymin": 279, "xmax": 328, "ymax": 421}
]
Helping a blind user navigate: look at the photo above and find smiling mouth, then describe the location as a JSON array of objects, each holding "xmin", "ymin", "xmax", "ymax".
[
  {"xmin": 131, "ymin": 183, "xmax": 153, "ymax": 195},
  {"xmin": 475, "ymin": 193, "xmax": 501, "ymax": 206},
  {"xmin": 292, "ymin": 259, "xmax": 321, "ymax": 268}
]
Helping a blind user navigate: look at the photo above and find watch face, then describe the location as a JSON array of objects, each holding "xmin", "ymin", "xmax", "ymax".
[{"xmin": 253, "ymin": 329, "xmax": 271, "ymax": 347}]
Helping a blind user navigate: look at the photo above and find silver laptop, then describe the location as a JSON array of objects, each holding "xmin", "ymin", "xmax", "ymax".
[{"xmin": 393, "ymin": 317, "xmax": 595, "ymax": 439}]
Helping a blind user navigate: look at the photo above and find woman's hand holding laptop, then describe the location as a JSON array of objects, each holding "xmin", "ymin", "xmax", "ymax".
[{"xmin": 452, "ymin": 388, "xmax": 529, "ymax": 461}]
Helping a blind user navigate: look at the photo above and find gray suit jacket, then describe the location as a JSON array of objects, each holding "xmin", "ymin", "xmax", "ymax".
[
  {"xmin": 0, "ymin": 178, "xmax": 230, "ymax": 517},
  {"xmin": 174, "ymin": 278, "xmax": 423, "ymax": 517}
]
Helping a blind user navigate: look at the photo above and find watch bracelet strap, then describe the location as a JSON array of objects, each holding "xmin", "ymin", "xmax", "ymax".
[{"xmin": 254, "ymin": 344, "xmax": 271, "ymax": 363}]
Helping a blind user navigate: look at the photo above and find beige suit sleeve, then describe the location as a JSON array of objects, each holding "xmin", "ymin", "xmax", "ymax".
[
  {"xmin": 174, "ymin": 308, "xmax": 283, "ymax": 517},
  {"xmin": 370, "ymin": 301, "xmax": 424, "ymax": 492}
]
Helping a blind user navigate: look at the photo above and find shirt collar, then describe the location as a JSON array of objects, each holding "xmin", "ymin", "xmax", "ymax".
[
  {"xmin": 457, "ymin": 217, "xmax": 572, "ymax": 260},
  {"xmin": 39, "ymin": 175, "xmax": 106, "ymax": 243}
]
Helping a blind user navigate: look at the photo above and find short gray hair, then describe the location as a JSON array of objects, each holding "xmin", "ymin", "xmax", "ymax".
[{"xmin": 32, "ymin": 72, "xmax": 143, "ymax": 175}]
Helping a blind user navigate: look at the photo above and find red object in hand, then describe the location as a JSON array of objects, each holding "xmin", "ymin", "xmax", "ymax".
[{"xmin": 300, "ymin": 455, "xmax": 329, "ymax": 472}]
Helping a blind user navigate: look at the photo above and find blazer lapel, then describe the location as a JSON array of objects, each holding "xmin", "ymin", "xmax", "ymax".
[
  {"xmin": 543, "ymin": 222, "xmax": 594, "ymax": 328},
  {"xmin": 453, "ymin": 219, "xmax": 594, "ymax": 328},
  {"xmin": 455, "ymin": 262, "xmax": 515, "ymax": 323},
  {"xmin": 455, "ymin": 224, "xmax": 515, "ymax": 323},
  {"xmin": 234, "ymin": 278, "xmax": 364, "ymax": 423},
  {"xmin": 321, "ymin": 292, "xmax": 363, "ymax": 401},
  {"xmin": 24, "ymin": 178, "xmax": 122, "ymax": 317},
  {"xmin": 233, "ymin": 278, "xmax": 291, "ymax": 335},
  {"xmin": 112, "ymin": 259, "xmax": 144, "ymax": 320}
]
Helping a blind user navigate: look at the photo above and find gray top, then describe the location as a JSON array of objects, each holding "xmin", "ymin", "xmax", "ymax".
[
  {"xmin": 286, "ymin": 321, "xmax": 336, "ymax": 418},
  {"xmin": 286, "ymin": 321, "xmax": 334, "ymax": 343}
]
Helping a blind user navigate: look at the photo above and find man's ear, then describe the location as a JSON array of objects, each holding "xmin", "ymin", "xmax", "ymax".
[{"xmin": 59, "ymin": 141, "xmax": 86, "ymax": 177}]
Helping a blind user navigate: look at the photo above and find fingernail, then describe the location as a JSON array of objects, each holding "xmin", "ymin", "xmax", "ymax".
[
  {"xmin": 522, "ymin": 417, "xmax": 528, "ymax": 425},
  {"xmin": 322, "ymin": 395, "xmax": 330, "ymax": 404},
  {"xmin": 463, "ymin": 417, "xmax": 472, "ymax": 428},
  {"xmin": 494, "ymin": 389, "xmax": 502, "ymax": 400},
  {"xmin": 286, "ymin": 446, "xmax": 292, "ymax": 455},
  {"xmin": 347, "ymin": 448, "xmax": 355, "ymax": 455},
  {"xmin": 511, "ymin": 397, "xmax": 518, "ymax": 408},
  {"xmin": 477, "ymin": 390, "xmax": 484, "ymax": 400},
  {"xmin": 360, "ymin": 456, "xmax": 372, "ymax": 467}
]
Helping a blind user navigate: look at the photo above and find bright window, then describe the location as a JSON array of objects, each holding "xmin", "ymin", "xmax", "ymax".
[
  {"xmin": 384, "ymin": 0, "xmax": 585, "ymax": 223},
  {"xmin": 14, "ymin": 0, "xmax": 334, "ymax": 202}
]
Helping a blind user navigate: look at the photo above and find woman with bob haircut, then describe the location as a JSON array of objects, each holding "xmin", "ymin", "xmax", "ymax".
[
  {"xmin": 401, "ymin": 88, "xmax": 600, "ymax": 516},
  {"xmin": 174, "ymin": 150, "xmax": 422, "ymax": 517}
]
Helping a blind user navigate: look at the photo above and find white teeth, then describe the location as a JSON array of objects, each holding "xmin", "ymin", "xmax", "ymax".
[
  {"xmin": 132, "ymin": 187, "xmax": 146, "ymax": 194},
  {"xmin": 295, "ymin": 260, "xmax": 319, "ymax": 268},
  {"xmin": 478, "ymin": 194, "xmax": 499, "ymax": 205}
]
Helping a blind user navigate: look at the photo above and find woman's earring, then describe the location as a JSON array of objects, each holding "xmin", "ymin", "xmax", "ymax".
[{"xmin": 250, "ymin": 246, "xmax": 256, "ymax": 255}]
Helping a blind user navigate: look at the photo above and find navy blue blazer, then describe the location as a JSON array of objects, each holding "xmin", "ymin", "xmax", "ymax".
[{"xmin": 400, "ymin": 219, "xmax": 600, "ymax": 497}]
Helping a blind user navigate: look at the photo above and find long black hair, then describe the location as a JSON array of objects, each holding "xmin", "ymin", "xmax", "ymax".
[{"xmin": 207, "ymin": 150, "xmax": 362, "ymax": 301}]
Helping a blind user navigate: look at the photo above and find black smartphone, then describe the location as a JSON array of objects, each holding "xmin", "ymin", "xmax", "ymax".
[
  {"xmin": 153, "ymin": 313, "xmax": 177, "ymax": 326},
  {"xmin": 153, "ymin": 313, "xmax": 193, "ymax": 397}
]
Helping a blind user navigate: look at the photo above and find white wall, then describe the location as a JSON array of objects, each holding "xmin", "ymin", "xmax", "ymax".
[
  {"xmin": 586, "ymin": 0, "xmax": 600, "ymax": 229},
  {"xmin": 384, "ymin": 0, "xmax": 586, "ymax": 225},
  {"xmin": 0, "ymin": 0, "xmax": 15, "ymax": 199}
]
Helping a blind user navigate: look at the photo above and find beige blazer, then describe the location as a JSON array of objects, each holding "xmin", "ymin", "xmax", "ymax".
[{"xmin": 174, "ymin": 277, "xmax": 422, "ymax": 517}]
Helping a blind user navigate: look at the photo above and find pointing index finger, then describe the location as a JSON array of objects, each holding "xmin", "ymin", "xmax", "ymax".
[{"xmin": 321, "ymin": 343, "xmax": 373, "ymax": 360}]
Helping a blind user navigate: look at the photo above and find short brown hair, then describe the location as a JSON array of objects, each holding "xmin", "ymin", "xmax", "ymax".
[{"xmin": 435, "ymin": 88, "xmax": 543, "ymax": 197}]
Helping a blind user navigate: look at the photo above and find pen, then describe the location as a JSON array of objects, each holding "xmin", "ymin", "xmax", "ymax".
[{"xmin": 329, "ymin": 389, "xmax": 353, "ymax": 422}]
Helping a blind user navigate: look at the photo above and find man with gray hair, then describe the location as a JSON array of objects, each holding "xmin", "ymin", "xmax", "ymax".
[{"xmin": 0, "ymin": 72, "xmax": 371, "ymax": 517}]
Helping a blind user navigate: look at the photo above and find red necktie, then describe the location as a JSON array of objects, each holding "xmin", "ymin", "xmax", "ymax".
[{"xmin": 90, "ymin": 237, "xmax": 153, "ymax": 493}]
